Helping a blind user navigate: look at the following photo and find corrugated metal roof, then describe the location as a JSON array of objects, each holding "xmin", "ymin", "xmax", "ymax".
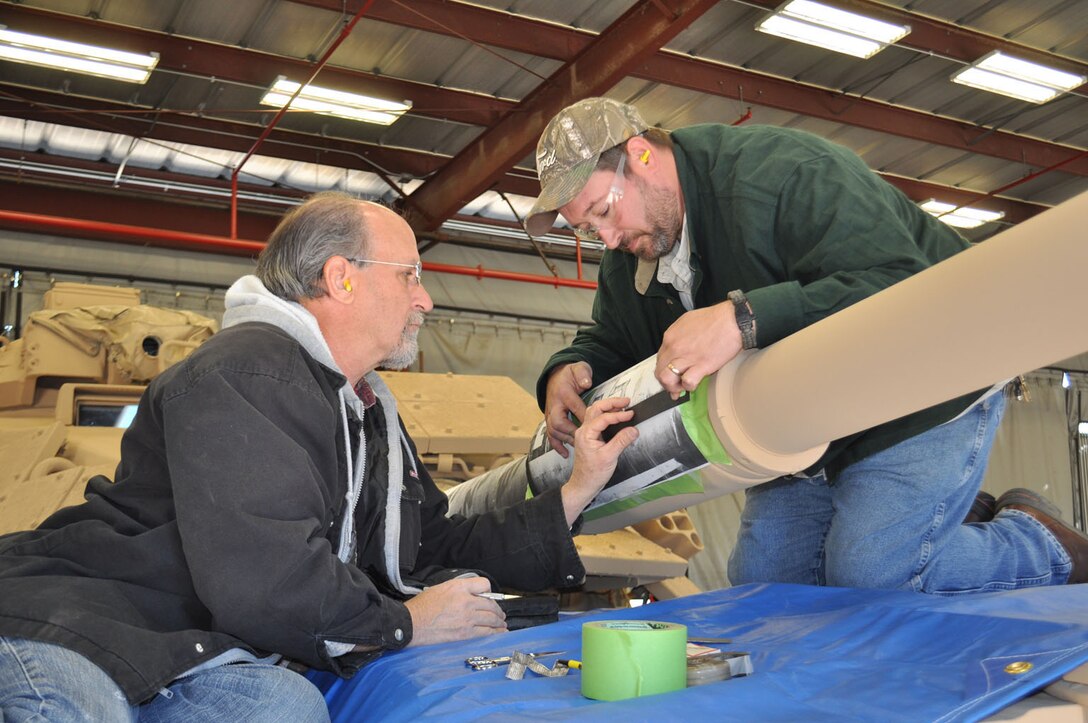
[{"xmin": 1, "ymin": 0, "xmax": 1085, "ymax": 245}]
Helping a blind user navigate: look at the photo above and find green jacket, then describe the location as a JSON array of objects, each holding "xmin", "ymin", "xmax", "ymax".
[{"xmin": 537, "ymin": 124, "xmax": 980, "ymax": 479}]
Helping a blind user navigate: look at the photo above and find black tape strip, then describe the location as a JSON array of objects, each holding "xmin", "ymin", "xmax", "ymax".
[{"xmin": 601, "ymin": 389, "xmax": 688, "ymax": 442}]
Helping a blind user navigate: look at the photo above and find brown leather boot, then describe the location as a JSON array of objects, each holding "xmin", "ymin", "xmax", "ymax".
[
  {"xmin": 963, "ymin": 491, "xmax": 997, "ymax": 524},
  {"xmin": 996, "ymin": 488, "xmax": 1088, "ymax": 584}
]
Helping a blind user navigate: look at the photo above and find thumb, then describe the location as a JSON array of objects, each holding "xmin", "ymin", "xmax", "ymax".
[
  {"xmin": 573, "ymin": 362, "xmax": 593, "ymax": 389},
  {"xmin": 605, "ymin": 426, "xmax": 639, "ymax": 453}
]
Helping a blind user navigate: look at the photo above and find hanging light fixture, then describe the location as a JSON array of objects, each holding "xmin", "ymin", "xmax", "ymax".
[
  {"xmin": 919, "ymin": 200, "xmax": 1005, "ymax": 230},
  {"xmin": 755, "ymin": 0, "xmax": 910, "ymax": 59},
  {"xmin": 951, "ymin": 51, "xmax": 1086, "ymax": 104},
  {"xmin": 260, "ymin": 77, "xmax": 412, "ymax": 126},
  {"xmin": 0, "ymin": 25, "xmax": 158, "ymax": 84}
]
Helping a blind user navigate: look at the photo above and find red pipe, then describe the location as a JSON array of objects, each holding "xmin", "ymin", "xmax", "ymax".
[
  {"xmin": 230, "ymin": 0, "xmax": 376, "ymax": 238},
  {"xmin": 0, "ymin": 209, "xmax": 265, "ymax": 254},
  {"xmin": 423, "ymin": 262, "xmax": 597, "ymax": 289},
  {"xmin": 575, "ymin": 236, "xmax": 584, "ymax": 280},
  {"xmin": 986, "ymin": 148, "xmax": 1088, "ymax": 199},
  {"xmin": 0, "ymin": 209, "xmax": 598, "ymax": 290}
]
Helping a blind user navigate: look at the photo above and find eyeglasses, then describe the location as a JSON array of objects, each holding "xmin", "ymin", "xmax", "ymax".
[
  {"xmin": 572, "ymin": 151, "xmax": 627, "ymax": 243},
  {"xmin": 346, "ymin": 257, "xmax": 423, "ymax": 285}
]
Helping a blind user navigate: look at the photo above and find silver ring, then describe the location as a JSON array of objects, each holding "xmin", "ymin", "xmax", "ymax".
[{"xmin": 666, "ymin": 362, "xmax": 683, "ymax": 377}]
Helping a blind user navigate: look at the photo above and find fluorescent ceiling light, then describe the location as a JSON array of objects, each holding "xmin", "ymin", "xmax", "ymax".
[
  {"xmin": 0, "ymin": 26, "xmax": 158, "ymax": 83},
  {"xmin": 261, "ymin": 77, "xmax": 411, "ymax": 126},
  {"xmin": 951, "ymin": 51, "xmax": 1085, "ymax": 104},
  {"xmin": 756, "ymin": 0, "xmax": 910, "ymax": 59},
  {"xmin": 920, "ymin": 200, "xmax": 1004, "ymax": 229}
]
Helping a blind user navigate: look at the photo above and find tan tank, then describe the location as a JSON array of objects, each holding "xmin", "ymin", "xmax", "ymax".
[
  {"xmin": 0, "ymin": 282, "xmax": 217, "ymax": 534},
  {"xmin": 0, "ymin": 282, "xmax": 702, "ymax": 600}
]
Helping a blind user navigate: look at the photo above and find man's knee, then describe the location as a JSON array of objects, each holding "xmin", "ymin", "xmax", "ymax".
[{"xmin": 0, "ymin": 637, "xmax": 132, "ymax": 722}]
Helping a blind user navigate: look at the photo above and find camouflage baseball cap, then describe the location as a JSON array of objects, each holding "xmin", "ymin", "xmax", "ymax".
[{"xmin": 524, "ymin": 97, "xmax": 648, "ymax": 237}]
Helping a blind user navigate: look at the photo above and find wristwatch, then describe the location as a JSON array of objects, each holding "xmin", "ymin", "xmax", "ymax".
[{"xmin": 727, "ymin": 290, "xmax": 758, "ymax": 350}]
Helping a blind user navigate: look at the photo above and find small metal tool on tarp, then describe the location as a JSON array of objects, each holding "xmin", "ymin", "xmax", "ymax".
[
  {"xmin": 465, "ymin": 650, "xmax": 561, "ymax": 671},
  {"xmin": 505, "ymin": 650, "xmax": 572, "ymax": 680}
]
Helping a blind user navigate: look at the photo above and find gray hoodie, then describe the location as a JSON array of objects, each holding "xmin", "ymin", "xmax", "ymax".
[{"xmin": 223, "ymin": 275, "xmax": 420, "ymax": 598}]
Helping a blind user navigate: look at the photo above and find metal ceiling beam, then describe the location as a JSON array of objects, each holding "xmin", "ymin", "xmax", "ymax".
[
  {"xmin": 0, "ymin": 87, "xmax": 1047, "ymax": 226},
  {"xmin": 879, "ymin": 175, "xmax": 1046, "ymax": 225},
  {"xmin": 287, "ymin": 0, "xmax": 1088, "ymax": 177},
  {"xmin": 0, "ymin": 172, "xmax": 601, "ymax": 263},
  {"xmin": 740, "ymin": 0, "xmax": 1088, "ymax": 81},
  {"xmin": 404, "ymin": 0, "xmax": 721, "ymax": 231},
  {"xmin": 1, "ymin": 5, "xmax": 513, "ymax": 127},
  {"xmin": 637, "ymin": 55, "xmax": 1088, "ymax": 176},
  {"xmin": 5, "ymin": 1, "xmax": 1087, "ymax": 186},
  {"xmin": 0, "ymin": 85, "xmax": 541, "ymax": 198},
  {"xmin": 288, "ymin": 0, "xmax": 590, "ymax": 60},
  {"xmin": 0, "ymin": 146, "xmax": 305, "ymax": 211},
  {"xmin": 291, "ymin": 0, "xmax": 1088, "ymax": 77},
  {"xmin": 0, "ymin": 176, "xmax": 278, "ymax": 250}
]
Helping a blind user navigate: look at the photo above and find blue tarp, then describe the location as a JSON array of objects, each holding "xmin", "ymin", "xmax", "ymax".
[{"xmin": 310, "ymin": 583, "xmax": 1088, "ymax": 721}]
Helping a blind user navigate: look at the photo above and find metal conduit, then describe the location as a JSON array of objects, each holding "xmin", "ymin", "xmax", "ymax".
[{"xmin": 0, "ymin": 210, "xmax": 598, "ymax": 290}]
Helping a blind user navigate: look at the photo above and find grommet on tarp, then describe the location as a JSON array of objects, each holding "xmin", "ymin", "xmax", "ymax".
[{"xmin": 1005, "ymin": 661, "xmax": 1033, "ymax": 674}]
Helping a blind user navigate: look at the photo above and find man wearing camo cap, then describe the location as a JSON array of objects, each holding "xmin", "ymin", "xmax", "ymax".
[{"xmin": 525, "ymin": 96, "xmax": 1088, "ymax": 594}]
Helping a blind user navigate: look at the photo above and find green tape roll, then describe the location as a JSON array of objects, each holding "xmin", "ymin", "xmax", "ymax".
[{"xmin": 581, "ymin": 621, "xmax": 688, "ymax": 701}]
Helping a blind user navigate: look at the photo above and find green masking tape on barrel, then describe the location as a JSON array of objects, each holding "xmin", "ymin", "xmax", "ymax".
[
  {"xmin": 581, "ymin": 621, "xmax": 688, "ymax": 701},
  {"xmin": 679, "ymin": 378, "xmax": 730, "ymax": 466}
]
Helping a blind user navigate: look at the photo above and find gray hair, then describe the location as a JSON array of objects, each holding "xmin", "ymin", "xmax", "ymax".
[{"xmin": 256, "ymin": 191, "xmax": 372, "ymax": 300}]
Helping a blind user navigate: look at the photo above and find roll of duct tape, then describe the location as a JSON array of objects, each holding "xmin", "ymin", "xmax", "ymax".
[{"xmin": 581, "ymin": 621, "xmax": 688, "ymax": 701}]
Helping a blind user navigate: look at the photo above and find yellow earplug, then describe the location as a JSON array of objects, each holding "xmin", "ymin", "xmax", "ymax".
[
  {"xmin": 640, "ymin": 150, "xmax": 651, "ymax": 164},
  {"xmin": 343, "ymin": 280, "xmax": 352, "ymax": 292}
]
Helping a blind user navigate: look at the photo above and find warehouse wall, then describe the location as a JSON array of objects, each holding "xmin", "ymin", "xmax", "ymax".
[{"xmin": 1, "ymin": 229, "xmax": 595, "ymax": 393}]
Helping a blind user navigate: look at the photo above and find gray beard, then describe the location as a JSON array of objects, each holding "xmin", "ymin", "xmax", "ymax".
[{"xmin": 379, "ymin": 312, "xmax": 425, "ymax": 370}]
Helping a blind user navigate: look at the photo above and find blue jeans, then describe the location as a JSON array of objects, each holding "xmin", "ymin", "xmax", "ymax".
[
  {"xmin": 0, "ymin": 637, "xmax": 329, "ymax": 722},
  {"xmin": 728, "ymin": 394, "xmax": 1073, "ymax": 593}
]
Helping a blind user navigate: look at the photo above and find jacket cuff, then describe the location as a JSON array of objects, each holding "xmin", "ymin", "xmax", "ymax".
[
  {"xmin": 318, "ymin": 596, "xmax": 414, "ymax": 677},
  {"xmin": 326, "ymin": 595, "xmax": 412, "ymax": 654},
  {"xmin": 381, "ymin": 597, "xmax": 413, "ymax": 650},
  {"xmin": 746, "ymin": 281, "xmax": 804, "ymax": 347}
]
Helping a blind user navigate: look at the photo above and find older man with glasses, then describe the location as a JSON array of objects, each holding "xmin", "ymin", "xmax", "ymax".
[
  {"xmin": 526, "ymin": 97, "xmax": 1088, "ymax": 597},
  {"xmin": 0, "ymin": 192, "xmax": 638, "ymax": 721}
]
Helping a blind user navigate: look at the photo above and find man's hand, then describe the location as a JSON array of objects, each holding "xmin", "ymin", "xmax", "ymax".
[
  {"xmin": 405, "ymin": 577, "xmax": 506, "ymax": 646},
  {"xmin": 543, "ymin": 361, "xmax": 594, "ymax": 457},
  {"xmin": 655, "ymin": 301, "xmax": 743, "ymax": 399},
  {"xmin": 561, "ymin": 397, "xmax": 639, "ymax": 526}
]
